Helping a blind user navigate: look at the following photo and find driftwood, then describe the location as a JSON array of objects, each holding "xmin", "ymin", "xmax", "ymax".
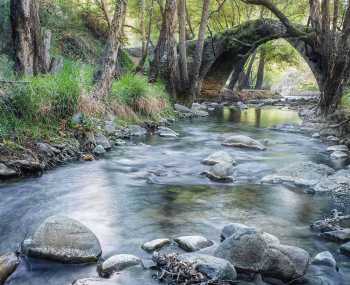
[
  {"xmin": 311, "ymin": 209, "xmax": 350, "ymax": 233},
  {"xmin": 152, "ymin": 253, "xmax": 237, "ymax": 285}
]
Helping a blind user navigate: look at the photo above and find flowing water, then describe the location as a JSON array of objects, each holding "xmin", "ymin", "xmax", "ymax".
[{"xmin": 1, "ymin": 106, "xmax": 349, "ymax": 284}]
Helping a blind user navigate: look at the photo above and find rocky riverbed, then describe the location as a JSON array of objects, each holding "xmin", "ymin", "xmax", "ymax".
[{"xmin": 1, "ymin": 98, "xmax": 350, "ymax": 284}]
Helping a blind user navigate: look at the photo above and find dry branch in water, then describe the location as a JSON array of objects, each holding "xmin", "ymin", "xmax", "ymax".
[{"xmin": 152, "ymin": 253, "xmax": 237, "ymax": 285}]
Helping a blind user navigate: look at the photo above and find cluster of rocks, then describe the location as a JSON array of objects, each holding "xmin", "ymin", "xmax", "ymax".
[
  {"xmin": 1, "ymin": 215, "xmax": 343, "ymax": 285},
  {"xmin": 201, "ymin": 135, "xmax": 266, "ymax": 183},
  {"xmin": 311, "ymin": 211, "xmax": 350, "ymax": 259},
  {"xmin": 261, "ymin": 160, "xmax": 350, "ymax": 194},
  {"xmin": 174, "ymin": 103, "xmax": 209, "ymax": 118}
]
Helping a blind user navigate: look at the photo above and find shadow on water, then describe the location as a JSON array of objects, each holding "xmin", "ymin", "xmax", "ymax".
[{"xmin": 1, "ymin": 107, "xmax": 349, "ymax": 284}]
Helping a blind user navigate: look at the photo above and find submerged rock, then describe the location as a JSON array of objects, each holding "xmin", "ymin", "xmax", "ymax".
[
  {"xmin": 174, "ymin": 236, "xmax": 213, "ymax": 252},
  {"xmin": 22, "ymin": 216, "xmax": 102, "ymax": 263},
  {"xmin": 313, "ymin": 170, "xmax": 350, "ymax": 193},
  {"xmin": 203, "ymin": 162, "xmax": 234, "ymax": 182},
  {"xmin": 261, "ymin": 161, "xmax": 334, "ymax": 189},
  {"xmin": 142, "ymin": 238, "xmax": 171, "ymax": 252},
  {"xmin": 222, "ymin": 135, "xmax": 266, "ymax": 151},
  {"xmin": 178, "ymin": 253, "xmax": 237, "ymax": 281},
  {"xmin": 0, "ymin": 253, "xmax": 19, "ymax": 284},
  {"xmin": 99, "ymin": 254, "xmax": 142, "ymax": 277},
  {"xmin": 158, "ymin": 127, "xmax": 178, "ymax": 138},
  {"xmin": 202, "ymin": 151, "xmax": 236, "ymax": 166}
]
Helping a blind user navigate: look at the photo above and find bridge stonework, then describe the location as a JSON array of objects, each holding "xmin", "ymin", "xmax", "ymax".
[{"xmin": 187, "ymin": 19, "xmax": 322, "ymax": 98}]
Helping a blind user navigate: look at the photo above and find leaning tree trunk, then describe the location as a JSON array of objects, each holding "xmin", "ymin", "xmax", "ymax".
[
  {"xmin": 190, "ymin": 0, "xmax": 211, "ymax": 101},
  {"xmin": 177, "ymin": 0, "xmax": 189, "ymax": 90},
  {"xmin": 255, "ymin": 48, "xmax": 266, "ymax": 89},
  {"xmin": 149, "ymin": 0, "xmax": 179, "ymax": 97},
  {"xmin": 92, "ymin": 0, "xmax": 128, "ymax": 99},
  {"xmin": 10, "ymin": 0, "xmax": 52, "ymax": 75}
]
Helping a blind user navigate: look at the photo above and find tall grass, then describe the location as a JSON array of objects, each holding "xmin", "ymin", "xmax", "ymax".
[{"xmin": 109, "ymin": 74, "xmax": 173, "ymax": 123}]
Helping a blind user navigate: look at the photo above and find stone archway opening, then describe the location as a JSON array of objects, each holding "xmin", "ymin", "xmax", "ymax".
[{"xmin": 200, "ymin": 38, "xmax": 320, "ymax": 101}]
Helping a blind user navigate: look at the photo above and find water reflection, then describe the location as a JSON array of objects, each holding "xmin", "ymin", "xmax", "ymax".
[{"xmin": 218, "ymin": 106, "xmax": 301, "ymax": 128}]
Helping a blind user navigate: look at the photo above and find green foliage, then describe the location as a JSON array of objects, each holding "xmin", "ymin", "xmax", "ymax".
[{"xmin": 0, "ymin": 61, "xmax": 91, "ymax": 140}]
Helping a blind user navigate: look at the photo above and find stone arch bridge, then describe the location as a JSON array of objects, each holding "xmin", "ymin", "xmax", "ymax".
[{"xmin": 186, "ymin": 19, "xmax": 321, "ymax": 98}]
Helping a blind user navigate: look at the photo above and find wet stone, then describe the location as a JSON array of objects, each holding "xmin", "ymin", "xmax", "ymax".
[
  {"xmin": 222, "ymin": 135, "xmax": 266, "ymax": 151},
  {"xmin": 340, "ymin": 242, "xmax": 350, "ymax": 256},
  {"xmin": 141, "ymin": 238, "xmax": 171, "ymax": 252},
  {"xmin": 321, "ymin": 228, "xmax": 350, "ymax": 242},
  {"xmin": 99, "ymin": 254, "xmax": 142, "ymax": 277},
  {"xmin": 174, "ymin": 236, "xmax": 214, "ymax": 252}
]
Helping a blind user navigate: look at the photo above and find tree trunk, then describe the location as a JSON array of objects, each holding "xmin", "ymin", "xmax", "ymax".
[
  {"xmin": 227, "ymin": 57, "xmax": 247, "ymax": 90},
  {"xmin": 10, "ymin": 0, "xmax": 51, "ymax": 75},
  {"xmin": 140, "ymin": 0, "xmax": 146, "ymax": 57},
  {"xmin": 255, "ymin": 48, "xmax": 266, "ymax": 89},
  {"xmin": 135, "ymin": 0, "xmax": 154, "ymax": 73},
  {"xmin": 92, "ymin": 0, "xmax": 128, "ymax": 99},
  {"xmin": 178, "ymin": 0, "xmax": 189, "ymax": 89},
  {"xmin": 149, "ymin": 0, "xmax": 179, "ymax": 96},
  {"xmin": 243, "ymin": 50, "xmax": 257, "ymax": 89},
  {"xmin": 190, "ymin": 0, "xmax": 211, "ymax": 100}
]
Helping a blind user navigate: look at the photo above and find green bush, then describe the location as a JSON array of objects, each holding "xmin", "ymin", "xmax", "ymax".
[{"xmin": 11, "ymin": 61, "xmax": 81, "ymax": 122}]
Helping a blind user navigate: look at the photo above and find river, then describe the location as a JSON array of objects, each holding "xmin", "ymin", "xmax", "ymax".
[{"xmin": 1, "ymin": 106, "xmax": 349, "ymax": 284}]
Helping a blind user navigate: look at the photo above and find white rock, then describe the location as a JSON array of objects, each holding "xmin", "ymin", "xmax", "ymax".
[
  {"xmin": 222, "ymin": 135, "xmax": 266, "ymax": 151},
  {"xmin": 202, "ymin": 151, "xmax": 236, "ymax": 166},
  {"xmin": 99, "ymin": 254, "xmax": 142, "ymax": 277},
  {"xmin": 174, "ymin": 236, "xmax": 213, "ymax": 252},
  {"xmin": 141, "ymin": 238, "xmax": 171, "ymax": 252}
]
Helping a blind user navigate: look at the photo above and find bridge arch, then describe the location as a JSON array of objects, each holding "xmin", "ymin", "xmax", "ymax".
[{"xmin": 187, "ymin": 19, "xmax": 322, "ymax": 98}]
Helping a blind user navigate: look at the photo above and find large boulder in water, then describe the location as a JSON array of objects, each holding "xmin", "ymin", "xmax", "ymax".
[
  {"xmin": 261, "ymin": 161, "xmax": 335, "ymax": 189},
  {"xmin": 0, "ymin": 253, "xmax": 19, "ymax": 284},
  {"xmin": 222, "ymin": 135, "xmax": 266, "ymax": 151},
  {"xmin": 22, "ymin": 216, "xmax": 102, "ymax": 263},
  {"xmin": 203, "ymin": 162, "xmax": 234, "ymax": 183},
  {"xmin": 202, "ymin": 151, "xmax": 236, "ymax": 166},
  {"xmin": 214, "ymin": 229, "xmax": 309, "ymax": 282},
  {"xmin": 178, "ymin": 253, "xmax": 237, "ymax": 281}
]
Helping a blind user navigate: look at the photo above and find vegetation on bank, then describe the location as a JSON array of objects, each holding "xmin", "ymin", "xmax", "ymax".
[{"xmin": 0, "ymin": 58, "xmax": 172, "ymax": 144}]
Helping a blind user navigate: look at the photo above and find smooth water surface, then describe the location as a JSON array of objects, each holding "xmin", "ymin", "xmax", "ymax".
[{"xmin": 1, "ymin": 106, "xmax": 349, "ymax": 284}]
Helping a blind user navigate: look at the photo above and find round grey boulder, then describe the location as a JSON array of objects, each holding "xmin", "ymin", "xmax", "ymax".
[
  {"xmin": 222, "ymin": 135, "xmax": 266, "ymax": 151},
  {"xmin": 22, "ymin": 216, "xmax": 102, "ymax": 263},
  {"xmin": 0, "ymin": 252, "xmax": 19, "ymax": 284},
  {"xmin": 202, "ymin": 151, "xmax": 236, "ymax": 166},
  {"xmin": 178, "ymin": 253, "xmax": 237, "ymax": 281},
  {"xmin": 204, "ymin": 162, "xmax": 234, "ymax": 183},
  {"xmin": 261, "ymin": 244, "xmax": 310, "ymax": 281},
  {"xmin": 98, "ymin": 254, "xmax": 142, "ymax": 277},
  {"xmin": 174, "ymin": 236, "xmax": 214, "ymax": 252},
  {"xmin": 214, "ymin": 229, "xmax": 267, "ymax": 272}
]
